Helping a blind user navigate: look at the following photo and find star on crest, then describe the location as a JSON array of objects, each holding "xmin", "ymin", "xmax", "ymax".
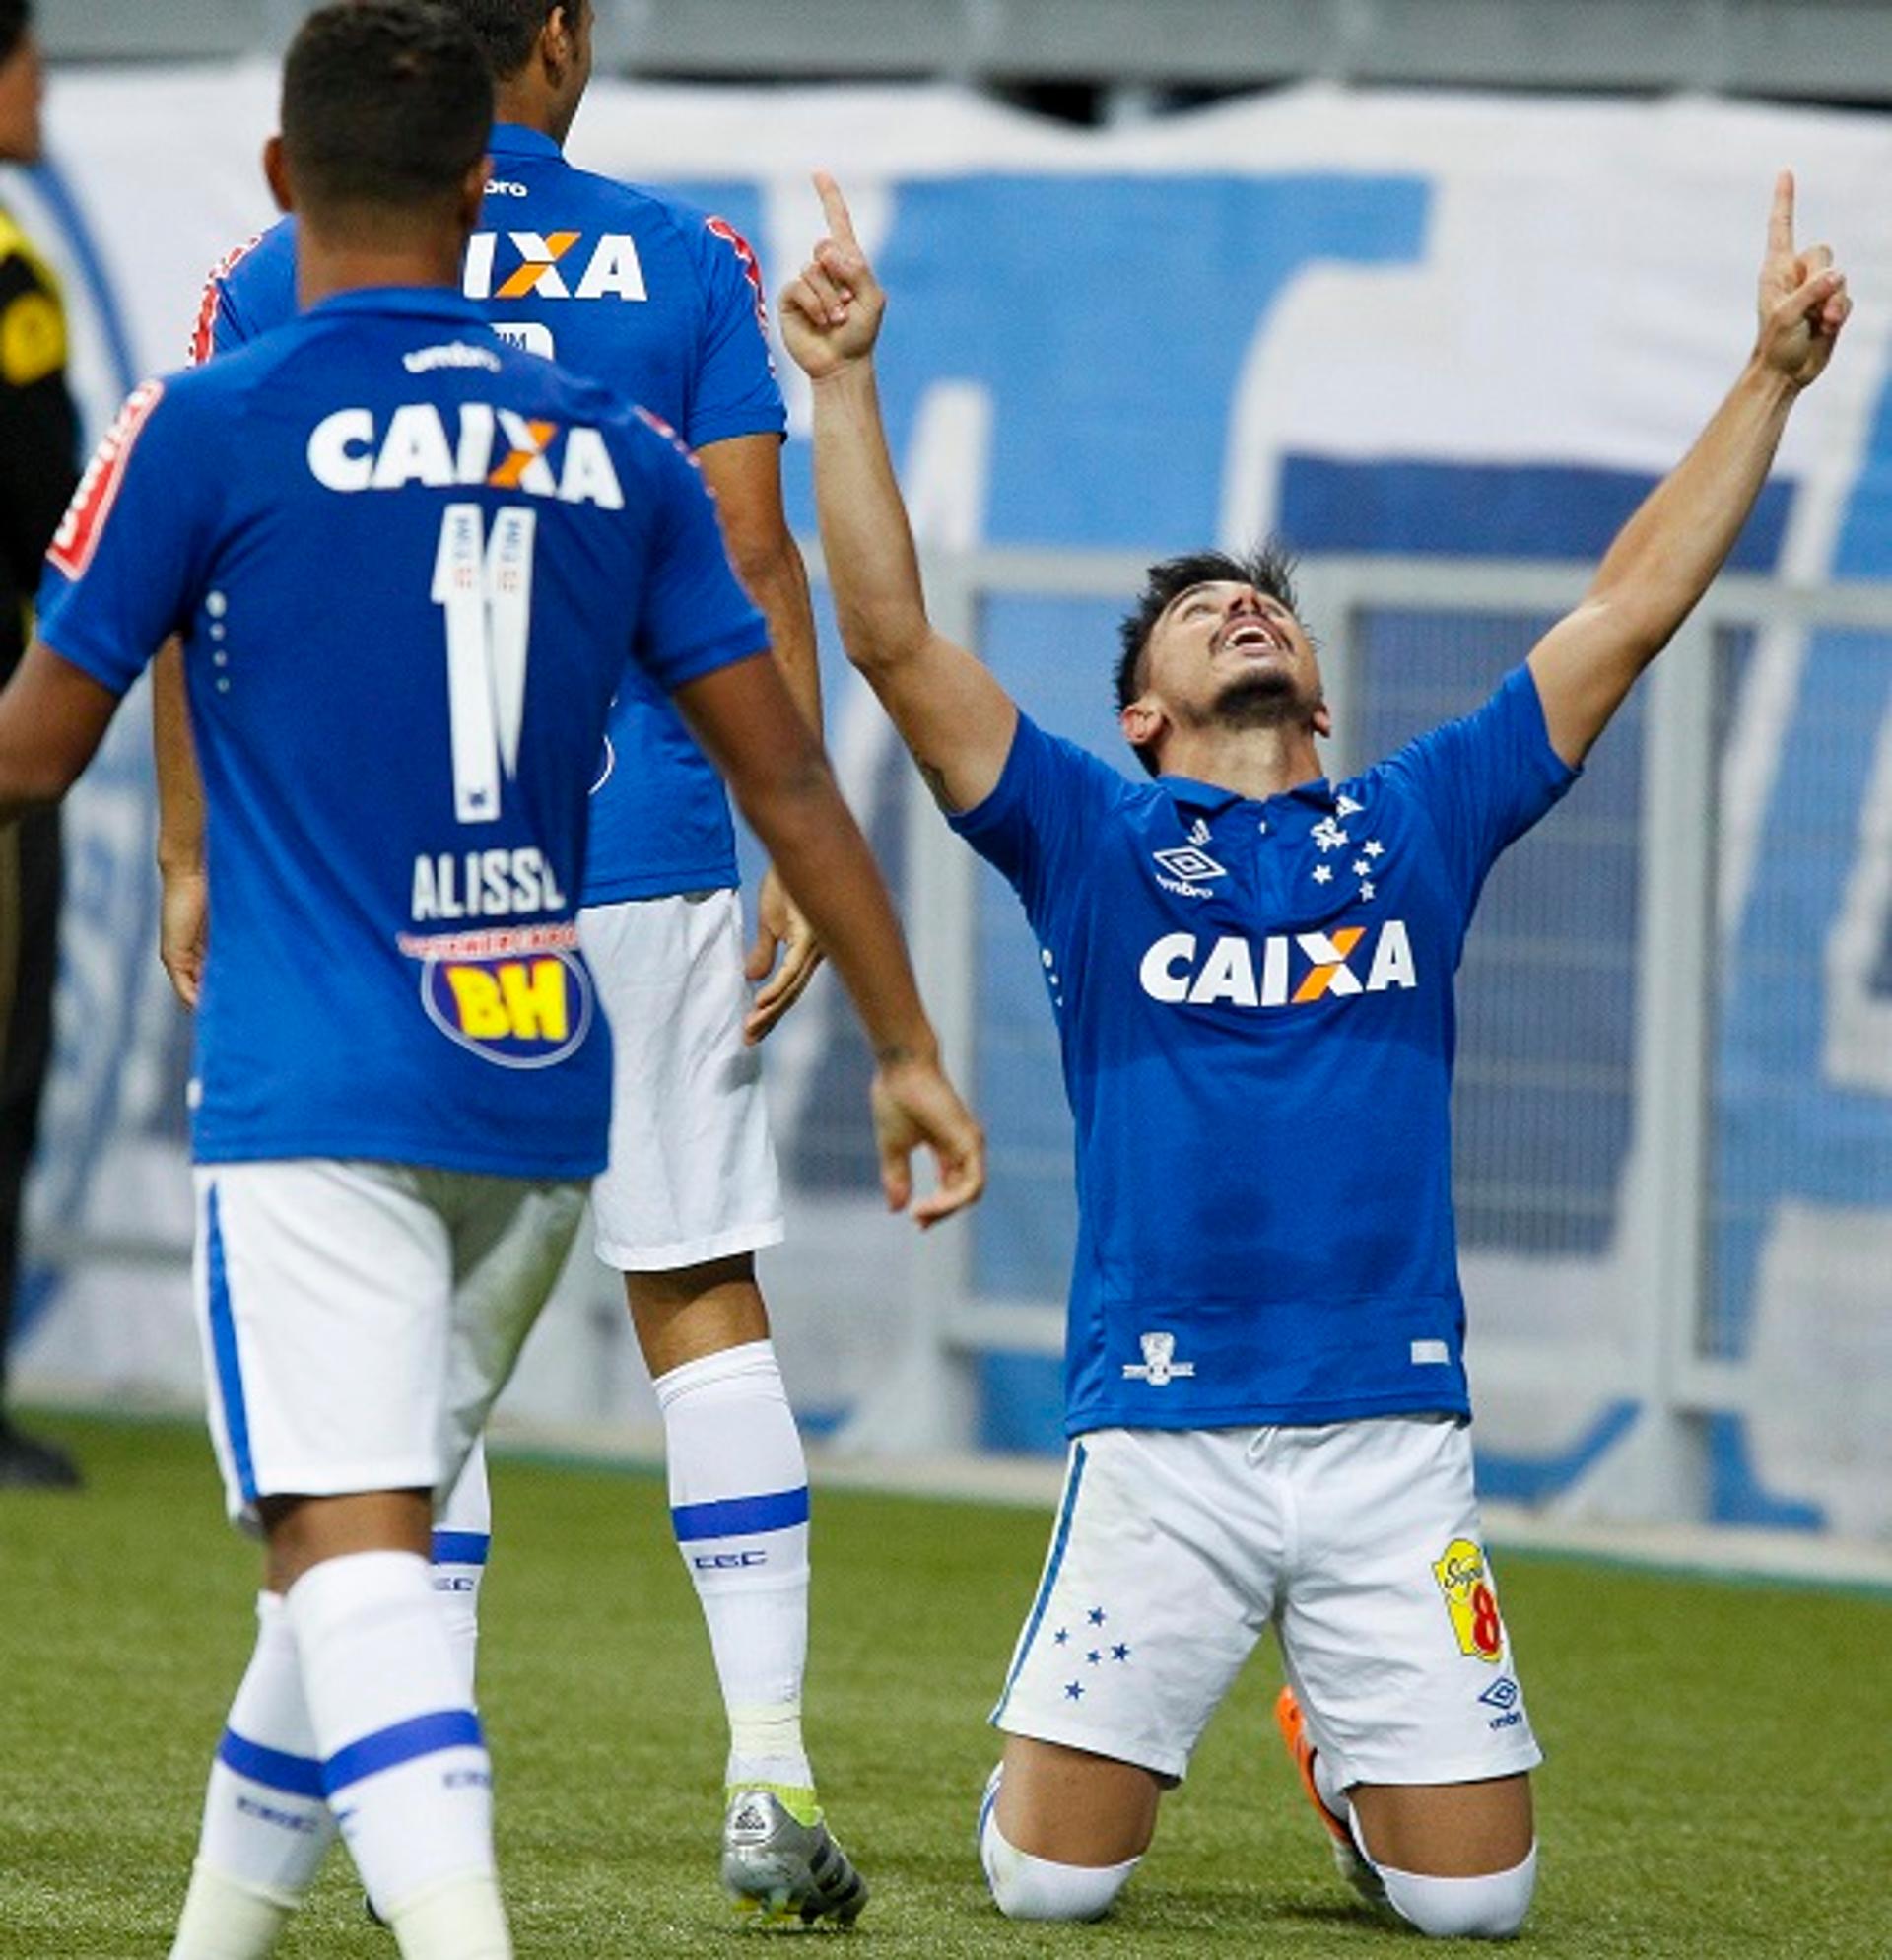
[
  {"xmin": 1359, "ymin": 881, "xmax": 1376, "ymax": 903},
  {"xmin": 1364, "ymin": 839, "xmax": 1385, "ymax": 858},
  {"xmin": 1312, "ymin": 864, "xmax": 1333, "ymax": 886}
]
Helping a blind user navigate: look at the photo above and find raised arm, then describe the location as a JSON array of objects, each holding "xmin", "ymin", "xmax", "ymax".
[
  {"xmin": 1529, "ymin": 171, "xmax": 1849, "ymax": 767},
  {"xmin": 780, "ymin": 174, "xmax": 1018, "ymax": 814},
  {"xmin": 673, "ymin": 649, "xmax": 984, "ymax": 1226}
]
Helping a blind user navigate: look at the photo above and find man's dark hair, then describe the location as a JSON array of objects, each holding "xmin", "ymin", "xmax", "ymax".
[
  {"xmin": 282, "ymin": 1, "xmax": 494, "ymax": 214},
  {"xmin": 1114, "ymin": 543, "xmax": 1303, "ymax": 775},
  {"xmin": 0, "ymin": 1, "xmax": 32, "ymax": 69},
  {"xmin": 440, "ymin": 0, "xmax": 581, "ymax": 81}
]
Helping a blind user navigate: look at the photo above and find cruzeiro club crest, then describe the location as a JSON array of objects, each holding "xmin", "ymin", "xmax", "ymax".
[{"xmin": 1122, "ymin": 1330, "xmax": 1195, "ymax": 1386}]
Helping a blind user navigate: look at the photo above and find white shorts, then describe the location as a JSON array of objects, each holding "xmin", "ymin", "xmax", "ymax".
[
  {"xmin": 993, "ymin": 1416, "xmax": 1543, "ymax": 1789},
  {"xmin": 193, "ymin": 1160, "xmax": 586, "ymax": 1529},
  {"xmin": 579, "ymin": 891, "xmax": 784, "ymax": 1272}
]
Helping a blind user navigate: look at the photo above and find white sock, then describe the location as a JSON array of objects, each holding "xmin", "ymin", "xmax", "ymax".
[
  {"xmin": 654, "ymin": 1340, "xmax": 813, "ymax": 1796},
  {"xmin": 170, "ymin": 1593, "xmax": 333, "ymax": 1959},
  {"xmin": 977, "ymin": 1774, "xmax": 1137, "ymax": 1923},
  {"xmin": 433, "ymin": 1443, "xmax": 492, "ymax": 1701},
  {"xmin": 1379, "ymin": 1845, "xmax": 1537, "ymax": 1938},
  {"xmin": 169, "ymin": 1863, "xmax": 295, "ymax": 1960},
  {"xmin": 286, "ymin": 1550, "xmax": 507, "ymax": 1951}
]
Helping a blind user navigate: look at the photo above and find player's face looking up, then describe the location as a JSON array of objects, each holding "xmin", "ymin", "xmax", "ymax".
[
  {"xmin": 0, "ymin": 7, "xmax": 44, "ymax": 166},
  {"xmin": 1118, "ymin": 579, "xmax": 1327, "ymax": 775}
]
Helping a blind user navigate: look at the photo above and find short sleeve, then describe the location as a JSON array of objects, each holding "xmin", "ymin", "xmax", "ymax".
[
  {"xmin": 1378, "ymin": 664, "xmax": 1579, "ymax": 907},
  {"xmin": 683, "ymin": 214, "xmax": 786, "ymax": 450},
  {"xmin": 35, "ymin": 378, "xmax": 219, "ymax": 697},
  {"xmin": 950, "ymin": 712, "xmax": 1127, "ymax": 929},
  {"xmin": 628, "ymin": 408, "xmax": 769, "ymax": 692},
  {"xmin": 187, "ymin": 225, "xmax": 296, "ymax": 366}
]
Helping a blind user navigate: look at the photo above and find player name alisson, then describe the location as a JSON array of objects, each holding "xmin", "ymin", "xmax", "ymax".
[
  {"xmin": 412, "ymin": 846, "xmax": 567, "ymax": 921},
  {"xmin": 307, "ymin": 399, "xmax": 624, "ymax": 507}
]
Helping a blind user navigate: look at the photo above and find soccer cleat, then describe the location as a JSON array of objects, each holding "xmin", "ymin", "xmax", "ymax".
[
  {"xmin": 720, "ymin": 1788, "xmax": 868, "ymax": 1926},
  {"xmin": 1273, "ymin": 1686, "xmax": 1389, "ymax": 1914}
]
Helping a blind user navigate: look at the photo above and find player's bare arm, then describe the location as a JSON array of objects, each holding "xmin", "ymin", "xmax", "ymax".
[
  {"xmin": 1529, "ymin": 170, "xmax": 1849, "ymax": 767},
  {"xmin": 0, "ymin": 638, "xmax": 118, "ymax": 823},
  {"xmin": 152, "ymin": 636, "xmax": 209, "ymax": 1006},
  {"xmin": 696, "ymin": 430, "xmax": 828, "ymax": 1041},
  {"xmin": 781, "ymin": 173, "xmax": 1017, "ymax": 815},
  {"xmin": 673, "ymin": 648, "xmax": 986, "ymax": 1227}
]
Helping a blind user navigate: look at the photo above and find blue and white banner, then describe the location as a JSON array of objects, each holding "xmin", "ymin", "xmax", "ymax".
[{"xmin": 14, "ymin": 71, "xmax": 1892, "ymax": 1536}]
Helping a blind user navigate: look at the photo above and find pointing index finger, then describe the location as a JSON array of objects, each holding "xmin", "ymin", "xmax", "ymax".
[
  {"xmin": 1769, "ymin": 169, "xmax": 1796, "ymax": 261},
  {"xmin": 813, "ymin": 169, "xmax": 860, "ymax": 249}
]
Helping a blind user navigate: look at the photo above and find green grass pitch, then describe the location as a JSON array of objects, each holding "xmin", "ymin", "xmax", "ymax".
[{"xmin": 1, "ymin": 1414, "xmax": 1886, "ymax": 1957}]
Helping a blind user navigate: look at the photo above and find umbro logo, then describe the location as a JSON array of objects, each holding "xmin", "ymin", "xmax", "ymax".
[
  {"xmin": 1151, "ymin": 845, "xmax": 1226, "ymax": 897},
  {"xmin": 1478, "ymin": 1677, "xmax": 1520, "ymax": 1713}
]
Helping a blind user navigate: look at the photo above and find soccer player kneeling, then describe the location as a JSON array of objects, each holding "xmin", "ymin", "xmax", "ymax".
[
  {"xmin": 0, "ymin": 16, "xmax": 980, "ymax": 1958},
  {"xmin": 780, "ymin": 171, "xmax": 1848, "ymax": 1934}
]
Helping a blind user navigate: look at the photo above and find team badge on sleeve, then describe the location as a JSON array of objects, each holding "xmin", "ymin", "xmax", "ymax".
[
  {"xmin": 48, "ymin": 380, "xmax": 165, "ymax": 580},
  {"xmin": 1432, "ymin": 1537, "xmax": 1506, "ymax": 1662}
]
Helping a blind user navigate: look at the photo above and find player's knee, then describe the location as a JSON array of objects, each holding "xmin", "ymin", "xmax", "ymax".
[
  {"xmin": 977, "ymin": 1779, "xmax": 1137, "ymax": 1922},
  {"xmin": 1379, "ymin": 1844, "xmax": 1536, "ymax": 1939}
]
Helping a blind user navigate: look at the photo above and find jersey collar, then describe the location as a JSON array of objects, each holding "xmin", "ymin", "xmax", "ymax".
[
  {"xmin": 1156, "ymin": 771, "xmax": 1336, "ymax": 818},
  {"xmin": 304, "ymin": 287, "xmax": 490, "ymax": 329},
  {"xmin": 489, "ymin": 122, "xmax": 564, "ymax": 161}
]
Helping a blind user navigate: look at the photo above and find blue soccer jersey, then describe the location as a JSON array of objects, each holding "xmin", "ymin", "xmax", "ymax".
[
  {"xmin": 188, "ymin": 124, "xmax": 785, "ymax": 905},
  {"xmin": 951, "ymin": 666, "xmax": 1577, "ymax": 1434},
  {"xmin": 41, "ymin": 288, "xmax": 765, "ymax": 1177}
]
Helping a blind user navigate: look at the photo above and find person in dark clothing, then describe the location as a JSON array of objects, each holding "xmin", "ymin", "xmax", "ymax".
[{"xmin": 0, "ymin": 0, "xmax": 79, "ymax": 1488}]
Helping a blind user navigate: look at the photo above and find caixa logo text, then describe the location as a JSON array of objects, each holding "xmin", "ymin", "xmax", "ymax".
[
  {"xmin": 1138, "ymin": 921, "xmax": 1418, "ymax": 1008},
  {"xmin": 422, "ymin": 951, "xmax": 593, "ymax": 1068}
]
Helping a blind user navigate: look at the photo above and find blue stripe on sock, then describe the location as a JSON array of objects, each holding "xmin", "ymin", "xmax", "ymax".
[
  {"xmin": 219, "ymin": 1728, "xmax": 324, "ymax": 1800},
  {"xmin": 670, "ymin": 1485, "xmax": 810, "ymax": 1543},
  {"xmin": 431, "ymin": 1530, "xmax": 491, "ymax": 1567},
  {"xmin": 992, "ymin": 1440, "xmax": 1088, "ymax": 1722},
  {"xmin": 204, "ymin": 1184, "xmax": 257, "ymax": 1505},
  {"xmin": 322, "ymin": 1709, "xmax": 484, "ymax": 1797}
]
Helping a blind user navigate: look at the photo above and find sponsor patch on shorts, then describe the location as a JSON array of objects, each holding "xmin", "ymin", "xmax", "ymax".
[{"xmin": 1432, "ymin": 1536, "xmax": 1505, "ymax": 1663}]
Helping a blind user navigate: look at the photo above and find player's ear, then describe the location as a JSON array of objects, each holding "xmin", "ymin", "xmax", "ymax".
[
  {"xmin": 457, "ymin": 154, "xmax": 491, "ymax": 238},
  {"xmin": 1313, "ymin": 697, "xmax": 1334, "ymax": 741},
  {"xmin": 543, "ymin": 3, "xmax": 578, "ymax": 83},
  {"xmin": 1120, "ymin": 698, "xmax": 1165, "ymax": 756},
  {"xmin": 262, "ymin": 134, "xmax": 293, "ymax": 216}
]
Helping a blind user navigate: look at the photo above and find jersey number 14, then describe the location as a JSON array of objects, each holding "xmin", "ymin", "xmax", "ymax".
[{"xmin": 432, "ymin": 503, "xmax": 536, "ymax": 824}]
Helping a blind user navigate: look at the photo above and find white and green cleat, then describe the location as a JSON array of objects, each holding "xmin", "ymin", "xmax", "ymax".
[{"xmin": 720, "ymin": 1787, "xmax": 868, "ymax": 1926}]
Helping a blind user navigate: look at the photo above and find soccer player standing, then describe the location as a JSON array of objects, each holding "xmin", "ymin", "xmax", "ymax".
[
  {"xmin": 0, "ymin": 12, "xmax": 980, "ymax": 1955},
  {"xmin": 781, "ymin": 173, "xmax": 1846, "ymax": 1935},
  {"xmin": 161, "ymin": 5, "xmax": 866, "ymax": 1911},
  {"xmin": 0, "ymin": 0, "xmax": 80, "ymax": 1490}
]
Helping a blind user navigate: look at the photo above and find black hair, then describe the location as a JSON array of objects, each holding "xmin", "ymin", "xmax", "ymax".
[
  {"xmin": 439, "ymin": 0, "xmax": 582, "ymax": 81},
  {"xmin": 0, "ymin": 1, "xmax": 31, "ymax": 68},
  {"xmin": 282, "ymin": 1, "xmax": 494, "ymax": 215},
  {"xmin": 1114, "ymin": 543, "xmax": 1303, "ymax": 775}
]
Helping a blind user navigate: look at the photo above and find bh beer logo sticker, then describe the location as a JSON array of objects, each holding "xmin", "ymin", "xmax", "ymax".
[
  {"xmin": 422, "ymin": 949, "xmax": 592, "ymax": 1069},
  {"xmin": 1432, "ymin": 1537, "xmax": 1506, "ymax": 1663}
]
